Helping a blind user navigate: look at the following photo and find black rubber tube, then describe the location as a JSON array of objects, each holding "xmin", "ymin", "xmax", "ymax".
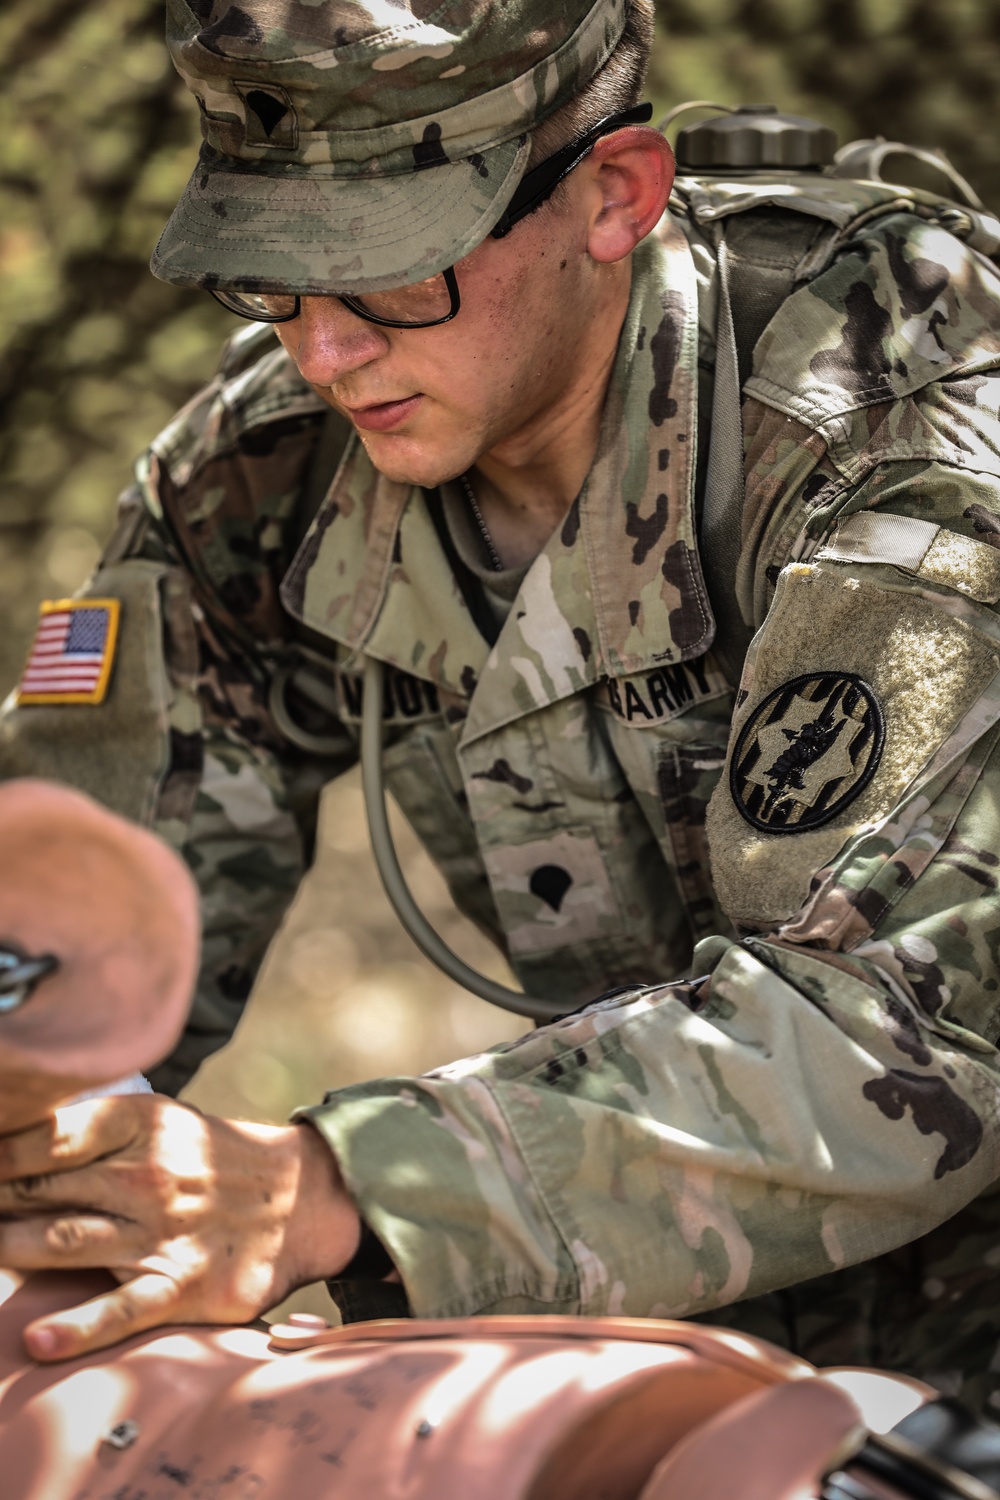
[{"xmin": 360, "ymin": 656, "xmax": 565, "ymax": 1021}]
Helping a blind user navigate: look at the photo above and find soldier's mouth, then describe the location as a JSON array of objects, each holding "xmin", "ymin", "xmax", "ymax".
[{"xmin": 343, "ymin": 395, "xmax": 422, "ymax": 432}]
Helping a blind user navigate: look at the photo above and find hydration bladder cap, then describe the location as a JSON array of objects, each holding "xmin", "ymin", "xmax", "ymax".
[{"xmin": 675, "ymin": 105, "xmax": 838, "ymax": 172}]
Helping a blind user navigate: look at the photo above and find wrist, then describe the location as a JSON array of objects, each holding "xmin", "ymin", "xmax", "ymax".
[{"xmin": 283, "ymin": 1120, "xmax": 361, "ymax": 1286}]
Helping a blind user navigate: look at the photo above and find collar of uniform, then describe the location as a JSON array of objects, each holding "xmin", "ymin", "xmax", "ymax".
[
  {"xmin": 461, "ymin": 219, "xmax": 714, "ymax": 743},
  {"xmin": 279, "ymin": 215, "xmax": 714, "ymax": 711},
  {"xmin": 280, "ymin": 438, "xmax": 492, "ymax": 694}
]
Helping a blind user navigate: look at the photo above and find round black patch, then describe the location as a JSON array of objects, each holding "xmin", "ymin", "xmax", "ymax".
[{"xmin": 730, "ymin": 672, "xmax": 885, "ymax": 834}]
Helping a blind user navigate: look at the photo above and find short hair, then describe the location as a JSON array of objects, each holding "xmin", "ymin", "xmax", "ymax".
[{"xmin": 526, "ymin": 0, "xmax": 656, "ymax": 168}]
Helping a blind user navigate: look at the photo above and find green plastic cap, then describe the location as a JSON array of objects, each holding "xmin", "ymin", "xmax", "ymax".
[{"xmin": 675, "ymin": 106, "xmax": 837, "ymax": 172}]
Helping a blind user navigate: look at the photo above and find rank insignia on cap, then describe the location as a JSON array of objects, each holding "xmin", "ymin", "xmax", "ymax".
[
  {"xmin": 16, "ymin": 599, "xmax": 121, "ymax": 706},
  {"xmin": 730, "ymin": 672, "xmax": 885, "ymax": 834}
]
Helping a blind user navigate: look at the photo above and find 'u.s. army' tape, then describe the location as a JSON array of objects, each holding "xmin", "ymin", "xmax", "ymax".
[{"xmin": 597, "ymin": 654, "xmax": 730, "ymax": 727}]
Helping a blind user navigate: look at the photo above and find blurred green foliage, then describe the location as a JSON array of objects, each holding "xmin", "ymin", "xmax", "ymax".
[
  {"xmin": 2, "ymin": 0, "xmax": 999, "ymax": 689},
  {"xmin": 650, "ymin": 0, "xmax": 1000, "ymax": 201},
  {"xmin": 0, "ymin": 0, "xmax": 231, "ymax": 688}
]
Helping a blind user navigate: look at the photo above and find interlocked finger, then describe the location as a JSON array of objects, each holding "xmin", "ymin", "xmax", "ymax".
[
  {"xmin": 0, "ymin": 1158, "xmax": 142, "ymax": 1218},
  {"xmin": 0, "ymin": 1096, "xmax": 141, "ymax": 1184},
  {"xmin": 0, "ymin": 1211, "xmax": 143, "ymax": 1270}
]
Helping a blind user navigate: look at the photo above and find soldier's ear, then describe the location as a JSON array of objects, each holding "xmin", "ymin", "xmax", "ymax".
[{"xmin": 583, "ymin": 126, "xmax": 675, "ymax": 264}]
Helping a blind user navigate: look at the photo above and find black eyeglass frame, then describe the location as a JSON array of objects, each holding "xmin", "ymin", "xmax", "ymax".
[
  {"xmin": 209, "ymin": 102, "xmax": 654, "ymax": 327},
  {"xmin": 209, "ymin": 262, "xmax": 461, "ymax": 329}
]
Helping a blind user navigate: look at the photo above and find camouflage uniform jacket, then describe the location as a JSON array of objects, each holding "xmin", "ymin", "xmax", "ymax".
[{"xmin": 5, "ymin": 183, "xmax": 1000, "ymax": 1408}]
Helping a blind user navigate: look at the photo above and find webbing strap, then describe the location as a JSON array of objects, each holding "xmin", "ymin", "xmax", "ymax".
[
  {"xmin": 701, "ymin": 236, "xmax": 750, "ymax": 689},
  {"xmin": 699, "ymin": 210, "xmax": 831, "ymax": 687}
]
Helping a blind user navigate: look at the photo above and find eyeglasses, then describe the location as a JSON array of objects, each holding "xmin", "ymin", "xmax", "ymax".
[
  {"xmin": 209, "ymin": 264, "xmax": 461, "ymax": 329},
  {"xmin": 209, "ymin": 102, "xmax": 654, "ymax": 329}
]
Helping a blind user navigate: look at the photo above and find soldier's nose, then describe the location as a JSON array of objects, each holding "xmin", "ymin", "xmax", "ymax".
[{"xmin": 287, "ymin": 296, "xmax": 389, "ymax": 387}]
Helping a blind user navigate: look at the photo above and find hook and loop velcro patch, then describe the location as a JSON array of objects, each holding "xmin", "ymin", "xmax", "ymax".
[
  {"xmin": 16, "ymin": 599, "xmax": 121, "ymax": 705},
  {"xmin": 730, "ymin": 671, "xmax": 885, "ymax": 834}
]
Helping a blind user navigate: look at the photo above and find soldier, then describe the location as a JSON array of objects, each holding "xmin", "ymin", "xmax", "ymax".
[{"xmin": 2, "ymin": 0, "xmax": 1000, "ymax": 1417}]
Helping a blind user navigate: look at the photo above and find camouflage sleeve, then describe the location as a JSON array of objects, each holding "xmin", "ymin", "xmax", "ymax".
[
  {"xmin": 0, "ymin": 341, "xmax": 355, "ymax": 1093},
  {"xmin": 136, "ymin": 488, "xmax": 347, "ymax": 1094},
  {"xmin": 300, "ymin": 445, "xmax": 1000, "ymax": 1321}
]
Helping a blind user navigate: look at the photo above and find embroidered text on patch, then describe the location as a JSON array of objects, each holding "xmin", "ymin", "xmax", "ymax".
[
  {"xmin": 730, "ymin": 672, "xmax": 885, "ymax": 834},
  {"xmin": 17, "ymin": 600, "xmax": 121, "ymax": 706},
  {"xmin": 600, "ymin": 654, "xmax": 729, "ymax": 728}
]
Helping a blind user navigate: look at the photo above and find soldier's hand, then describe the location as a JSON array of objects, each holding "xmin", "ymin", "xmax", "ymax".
[{"xmin": 0, "ymin": 1093, "xmax": 360, "ymax": 1361}]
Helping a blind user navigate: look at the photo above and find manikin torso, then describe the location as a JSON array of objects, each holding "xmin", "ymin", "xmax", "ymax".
[{"xmin": 0, "ymin": 780, "xmax": 932, "ymax": 1500}]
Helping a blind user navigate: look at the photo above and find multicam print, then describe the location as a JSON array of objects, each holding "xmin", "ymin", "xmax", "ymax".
[
  {"xmin": 152, "ymin": 0, "xmax": 628, "ymax": 294},
  {"xmin": 5, "ymin": 173, "xmax": 1000, "ymax": 1410}
]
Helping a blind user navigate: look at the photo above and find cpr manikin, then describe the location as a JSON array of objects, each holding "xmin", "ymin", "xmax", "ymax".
[{"xmin": 0, "ymin": 781, "xmax": 992, "ymax": 1500}]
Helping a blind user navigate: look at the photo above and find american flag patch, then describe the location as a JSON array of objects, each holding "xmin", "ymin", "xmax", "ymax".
[{"xmin": 17, "ymin": 599, "xmax": 121, "ymax": 705}]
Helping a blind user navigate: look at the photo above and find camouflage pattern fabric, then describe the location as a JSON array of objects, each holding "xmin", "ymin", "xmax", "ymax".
[
  {"xmin": 5, "ymin": 177, "xmax": 1000, "ymax": 1410},
  {"xmin": 153, "ymin": 0, "xmax": 627, "ymax": 294}
]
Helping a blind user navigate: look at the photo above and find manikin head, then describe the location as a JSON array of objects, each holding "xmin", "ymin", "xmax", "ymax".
[
  {"xmin": 0, "ymin": 780, "xmax": 198, "ymax": 1133},
  {"xmin": 151, "ymin": 1, "xmax": 674, "ymax": 488}
]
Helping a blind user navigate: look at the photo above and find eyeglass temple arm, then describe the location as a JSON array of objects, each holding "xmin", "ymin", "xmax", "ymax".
[{"xmin": 490, "ymin": 102, "xmax": 654, "ymax": 239}]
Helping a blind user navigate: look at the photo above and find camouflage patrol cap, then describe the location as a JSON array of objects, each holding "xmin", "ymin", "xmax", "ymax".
[{"xmin": 152, "ymin": 0, "xmax": 631, "ymax": 297}]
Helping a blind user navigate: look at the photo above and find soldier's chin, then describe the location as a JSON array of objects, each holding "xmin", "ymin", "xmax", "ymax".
[{"xmin": 355, "ymin": 428, "xmax": 477, "ymax": 491}]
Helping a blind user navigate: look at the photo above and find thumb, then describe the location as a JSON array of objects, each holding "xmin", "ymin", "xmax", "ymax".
[{"xmin": 23, "ymin": 1270, "xmax": 182, "ymax": 1362}]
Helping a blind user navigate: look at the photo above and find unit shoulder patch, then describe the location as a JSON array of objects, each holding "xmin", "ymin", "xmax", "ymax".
[
  {"xmin": 16, "ymin": 600, "xmax": 121, "ymax": 706},
  {"xmin": 730, "ymin": 672, "xmax": 885, "ymax": 834}
]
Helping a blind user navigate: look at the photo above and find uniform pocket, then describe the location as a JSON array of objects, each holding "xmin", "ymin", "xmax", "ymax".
[{"xmin": 383, "ymin": 721, "xmax": 503, "ymax": 943}]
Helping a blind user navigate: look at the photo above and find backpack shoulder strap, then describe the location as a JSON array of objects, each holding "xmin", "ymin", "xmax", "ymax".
[
  {"xmin": 722, "ymin": 208, "xmax": 834, "ymax": 389},
  {"xmin": 700, "ymin": 207, "xmax": 833, "ymax": 686}
]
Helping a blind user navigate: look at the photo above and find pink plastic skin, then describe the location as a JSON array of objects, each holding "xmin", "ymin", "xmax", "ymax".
[
  {"xmin": 0, "ymin": 1294, "xmax": 809, "ymax": 1500},
  {"xmin": 640, "ymin": 1376, "xmax": 867, "ymax": 1500},
  {"xmin": 0, "ymin": 779, "xmax": 199, "ymax": 1130},
  {"xmin": 0, "ymin": 780, "xmax": 931, "ymax": 1498}
]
